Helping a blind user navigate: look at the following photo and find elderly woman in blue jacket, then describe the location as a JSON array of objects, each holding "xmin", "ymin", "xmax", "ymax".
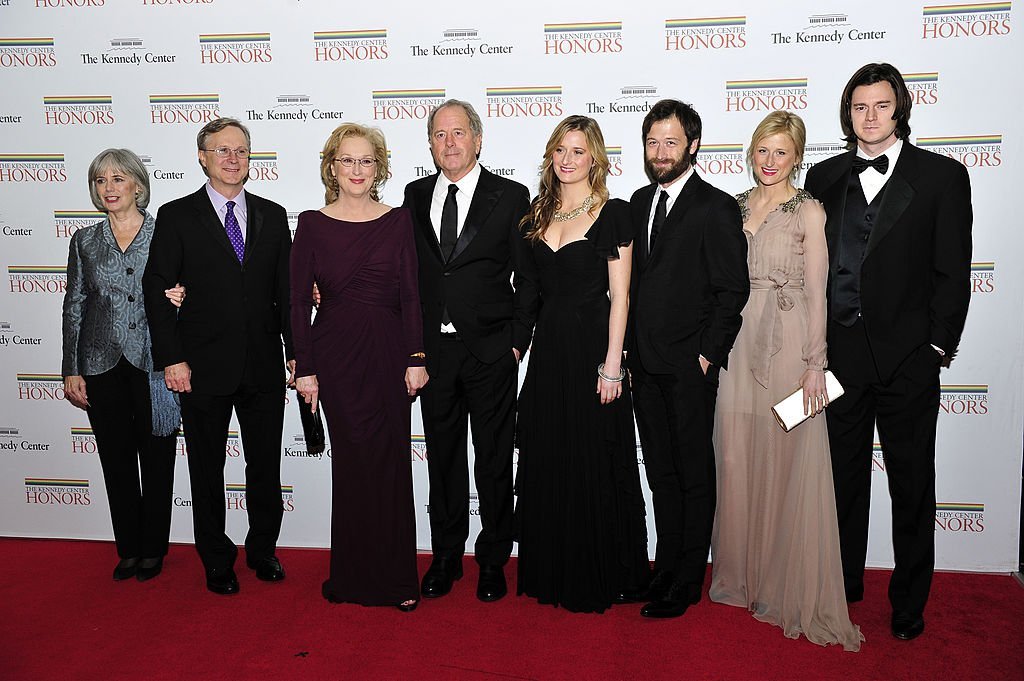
[{"xmin": 62, "ymin": 148, "xmax": 184, "ymax": 582}]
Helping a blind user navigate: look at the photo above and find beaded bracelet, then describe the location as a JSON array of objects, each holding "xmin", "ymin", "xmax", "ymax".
[{"xmin": 597, "ymin": 363, "xmax": 626, "ymax": 382}]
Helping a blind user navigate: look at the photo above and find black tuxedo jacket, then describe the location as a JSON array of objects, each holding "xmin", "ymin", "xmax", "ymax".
[
  {"xmin": 627, "ymin": 173, "xmax": 749, "ymax": 374},
  {"xmin": 143, "ymin": 186, "xmax": 294, "ymax": 395},
  {"xmin": 403, "ymin": 167, "xmax": 537, "ymax": 374},
  {"xmin": 805, "ymin": 143, "xmax": 972, "ymax": 380}
]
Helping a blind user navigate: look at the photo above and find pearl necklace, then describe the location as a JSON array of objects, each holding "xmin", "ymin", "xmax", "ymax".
[{"xmin": 552, "ymin": 194, "xmax": 594, "ymax": 222}]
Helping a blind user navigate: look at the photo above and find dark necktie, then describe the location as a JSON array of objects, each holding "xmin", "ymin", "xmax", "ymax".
[
  {"xmin": 852, "ymin": 154, "xmax": 889, "ymax": 175},
  {"xmin": 649, "ymin": 190, "xmax": 668, "ymax": 254},
  {"xmin": 224, "ymin": 200, "xmax": 244, "ymax": 263},
  {"xmin": 440, "ymin": 184, "xmax": 459, "ymax": 262}
]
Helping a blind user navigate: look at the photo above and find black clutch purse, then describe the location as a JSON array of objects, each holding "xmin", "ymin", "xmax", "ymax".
[{"xmin": 296, "ymin": 393, "xmax": 325, "ymax": 455}]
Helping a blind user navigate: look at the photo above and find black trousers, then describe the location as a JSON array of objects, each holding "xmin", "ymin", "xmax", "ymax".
[
  {"xmin": 419, "ymin": 336, "xmax": 517, "ymax": 566},
  {"xmin": 826, "ymin": 318, "xmax": 940, "ymax": 618},
  {"xmin": 631, "ymin": 359, "xmax": 720, "ymax": 592},
  {"xmin": 180, "ymin": 380, "xmax": 285, "ymax": 572},
  {"xmin": 84, "ymin": 356, "xmax": 177, "ymax": 559}
]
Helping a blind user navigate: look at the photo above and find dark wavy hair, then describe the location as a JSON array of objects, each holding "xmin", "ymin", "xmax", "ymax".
[
  {"xmin": 520, "ymin": 115, "xmax": 610, "ymax": 242},
  {"xmin": 641, "ymin": 99, "xmax": 702, "ymax": 159},
  {"xmin": 839, "ymin": 63, "xmax": 912, "ymax": 150}
]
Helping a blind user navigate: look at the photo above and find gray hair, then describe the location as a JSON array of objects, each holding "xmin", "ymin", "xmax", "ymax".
[
  {"xmin": 427, "ymin": 99, "xmax": 484, "ymax": 139},
  {"xmin": 196, "ymin": 117, "xmax": 251, "ymax": 178},
  {"xmin": 87, "ymin": 148, "xmax": 151, "ymax": 212}
]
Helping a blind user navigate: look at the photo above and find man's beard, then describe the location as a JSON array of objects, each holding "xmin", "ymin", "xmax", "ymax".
[{"xmin": 645, "ymin": 149, "xmax": 694, "ymax": 185}]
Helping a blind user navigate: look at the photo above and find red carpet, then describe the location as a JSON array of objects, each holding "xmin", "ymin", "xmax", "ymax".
[{"xmin": 2, "ymin": 538, "xmax": 1021, "ymax": 681}]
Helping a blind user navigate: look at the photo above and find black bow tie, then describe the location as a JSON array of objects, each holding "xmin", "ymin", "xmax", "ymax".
[{"xmin": 852, "ymin": 154, "xmax": 889, "ymax": 175}]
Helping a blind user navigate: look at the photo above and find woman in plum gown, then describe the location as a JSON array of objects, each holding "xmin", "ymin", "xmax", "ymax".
[
  {"xmin": 515, "ymin": 115, "xmax": 649, "ymax": 613},
  {"xmin": 291, "ymin": 123, "xmax": 427, "ymax": 612},
  {"xmin": 710, "ymin": 110, "xmax": 863, "ymax": 650}
]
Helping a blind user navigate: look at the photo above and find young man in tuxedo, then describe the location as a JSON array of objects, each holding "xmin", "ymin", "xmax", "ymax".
[
  {"xmin": 805, "ymin": 63, "xmax": 972, "ymax": 640},
  {"xmin": 143, "ymin": 117, "xmax": 295, "ymax": 595},
  {"xmin": 403, "ymin": 100, "xmax": 537, "ymax": 602},
  {"xmin": 625, "ymin": 99, "xmax": 750, "ymax": 618}
]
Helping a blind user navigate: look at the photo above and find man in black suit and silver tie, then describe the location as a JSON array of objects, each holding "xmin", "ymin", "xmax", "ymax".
[
  {"xmin": 403, "ymin": 100, "xmax": 537, "ymax": 602},
  {"xmin": 805, "ymin": 63, "xmax": 972, "ymax": 641}
]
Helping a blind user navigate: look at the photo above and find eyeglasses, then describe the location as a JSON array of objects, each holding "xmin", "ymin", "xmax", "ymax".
[
  {"xmin": 334, "ymin": 157, "xmax": 377, "ymax": 168},
  {"xmin": 202, "ymin": 147, "xmax": 250, "ymax": 159}
]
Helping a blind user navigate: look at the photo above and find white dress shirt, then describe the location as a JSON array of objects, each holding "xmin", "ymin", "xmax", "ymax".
[
  {"xmin": 205, "ymin": 182, "xmax": 248, "ymax": 240},
  {"xmin": 647, "ymin": 164, "xmax": 696, "ymax": 248},
  {"xmin": 430, "ymin": 162, "xmax": 482, "ymax": 333},
  {"xmin": 857, "ymin": 138, "xmax": 903, "ymax": 204}
]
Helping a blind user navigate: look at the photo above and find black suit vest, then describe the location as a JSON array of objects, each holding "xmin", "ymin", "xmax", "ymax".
[{"xmin": 831, "ymin": 172, "xmax": 886, "ymax": 326}]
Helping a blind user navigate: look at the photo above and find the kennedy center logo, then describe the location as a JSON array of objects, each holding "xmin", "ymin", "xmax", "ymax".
[
  {"xmin": 0, "ymin": 154, "xmax": 67, "ymax": 183},
  {"xmin": 917, "ymin": 135, "xmax": 1001, "ymax": 168},
  {"xmin": 543, "ymin": 21, "xmax": 622, "ymax": 55},
  {"xmin": 1, "ymin": 427, "xmax": 50, "ymax": 453},
  {"xmin": 79, "ymin": 37, "xmax": 178, "ymax": 66},
  {"xmin": 43, "ymin": 95, "xmax": 114, "ymax": 126},
  {"xmin": 903, "ymin": 72, "xmax": 940, "ymax": 105},
  {"xmin": 0, "ymin": 37, "xmax": 56, "ymax": 68},
  {"xmin": 2, "ymin": 213, "xmax": 33, "ymax": 238},
  {"xmin": 971, "ymin": 262, "xmax": 995, "ymax": 293},
  {"xmin": 198, "ymin": 32, "xmax": 271, "ymax": 64},
  {"xmin": 803, "ymin": 142, "xmax": 848, "ymax": 174},
  {"xmin": 371, "ymin": 89, "xmax": 445, "ymax": 121},
  {"xmin": 25, "ymin": 478, "xmax": 91, "ymax": 506},
  {"xmin": 770, "ymin": 13, "xmax": 887, "ymax": 45},
  {"xmin": 149, "ymin": 93, "xmax": 219, "ymax": 124},
  {"xmin": 486, "ymin": 87, "xmax": 563, "ymax": 118},
  {"xmin": 54, "ymin": 211, "xmax": 104, "ymax": 238},
  {"xmin": 664, "ymin": 16, "xmax": 747, "ymax": 50},
  {"xmin": 725, "ymin": 78, "xmax": 808, "ymax": 112},
  {"xmin": 70, "ymin": 427, "xmax": 97, "ymax": 454},
  {"xmin": 285, "ymin": 433, "xmax": 328, "ymax": 460},
  {"xmin": 409, "ymin": 27, "xmax": 514, "ymax": 58},
  {"xmin": 939, "ymin": 385, "xmax": 988, "ymax": 415},
  {"xmin": 0, "ymin": 321, "xmax": 43, "ymax": 349},
  {"xmin": 922, "ymin": 2, "xmax": 1012, "ymax": 38},
  {"xmin": 871, "ymin": 442, "xmax": 886, "ymax": 473},
  {"xmin": 314, "ymin": 29, "xmax": 388, "ymax": 62},
  {"xmin": 246, "ymin": 94, "xmax": 345, "ymax": 123},
  {"xmin": 606, "ymin": 147, "xmax": 623, "ymax": 177},
  {"xmin": 694, "ymin": 144, "xmax": 745, "ymax": 176},
  {"xmin": 585, "ymin": 85, "xmax": 659, "ymax": 115},
  {"xmin": 935, "ymin": 502, "xmax": 985, "ymax": 533},
  {"xmin": 9, "ymin": 266, "xmax": 66, "ymax": 294},
  {"xmin": 16, "ymin": 373, "xmax": 65, "ymax": 400}
]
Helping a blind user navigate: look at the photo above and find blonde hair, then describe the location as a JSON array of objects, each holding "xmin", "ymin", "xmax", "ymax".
[
  {"xmin": 521, "ymin": 115, "xmax": 610, "ymax": 241},
  {"xmin": 746, "ymin": 110, "xmax": 806, "ymax": 184},
  {"xmin": 319, "ymin": 123, "xmax": 390, "ymax": 203}
]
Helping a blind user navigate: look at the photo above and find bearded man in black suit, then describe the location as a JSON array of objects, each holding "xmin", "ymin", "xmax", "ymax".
[{"xmin": 625, "ymin": 99, "xmax": 750, "ymax": 619}]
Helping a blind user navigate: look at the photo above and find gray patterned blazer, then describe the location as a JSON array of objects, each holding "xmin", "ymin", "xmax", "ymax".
[{"xmin": 62, "ymin": 212, "xmax": 157, "ymax": 377}]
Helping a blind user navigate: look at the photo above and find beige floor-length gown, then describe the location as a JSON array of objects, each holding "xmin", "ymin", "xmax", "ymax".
[{"xmin": 711, "ymin": 188, "xmax": 863, "ymax": 651}]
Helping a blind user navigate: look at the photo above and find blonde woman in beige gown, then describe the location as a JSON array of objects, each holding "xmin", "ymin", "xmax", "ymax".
[{"xmin": 710, "ymin": 111, "xmax": 863, "ymax": 651}]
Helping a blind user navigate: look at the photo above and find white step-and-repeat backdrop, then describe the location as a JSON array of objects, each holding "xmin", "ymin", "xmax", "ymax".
[{"xmin": 1, "ymin": 0, "xmax": 1020, "ymax": 572}]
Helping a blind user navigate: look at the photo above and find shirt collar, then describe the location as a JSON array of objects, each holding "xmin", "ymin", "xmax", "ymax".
[
  {"xmin": 856, "ymin": 137, "xmax": 904, "ymax": 163},
  {"xmin": 205, "ymin": 182, "xmax": 247, "ymax": 218},
  {"xmin": 435, "ymin": 161, "xmax": 482, "ymax": 200},
  {"xmin": 657, "ymin": 164, "xmax": 696, "ymax": 202}
]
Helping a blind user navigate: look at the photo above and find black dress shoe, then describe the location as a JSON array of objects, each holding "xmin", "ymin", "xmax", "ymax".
[
  {"xmin": 614, "ymin": 587, "xmax": 648, "ymax": 604},
  {"xmin": 247, "ymin": 556, "xmax": 285, "ymax": 582},
  {"xmin": 113, "ymin": 558, "xmax": 140, "ymax": 581},
  {"xmin": 396, "ymin": 599, "xmax": 419, "ymax": 613},
  {"xmin": 477, "ymin": 564, "xmax": 507, "ymax": 602},
  {"xmin": 135, "ymin": 557, "xmax": 164, "ymax": 582},
  {"xmin": 892, "ymin": 614, "xmax": 925, "ymax": 640},
  {"xmin": 640, "ymin": 583, "xmax": 697, "ymax": 619},
  {"xmin": 421, "ymin": 557, "xmax": 463, "ymax": 598},
  {"xmin": 206, "ymin": 567, "xmax": 240, "ymax": 595}
]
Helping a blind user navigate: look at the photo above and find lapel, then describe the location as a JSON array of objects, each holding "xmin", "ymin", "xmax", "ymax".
[
  {"xmin": 647, "ymin": 173, "xmax": 701, "ymax": 269},
  {"xmin": 450, "ymin": 166, "xmax": 500, "ymax": 264},
  {"xmin": 813, "ymin": 151, "xmax": 855, "ymax": 271},
  {"xmin": 866, "ymin": 143, "xmax": 916, "ymax": 258},
  {"xmin": 415, "ymin": 175, "xmax": 443, "ymax": 261},
  {"xmin": 244, "ymin": 192, "xmax": 264, "ymax": 267},
  {"xmin": 632, "ymin": 184, "xmax": 656, "ymax": 269},
  {"xmin": 191, "ymin": 186, "xmax": 240, "ymax": 265}
]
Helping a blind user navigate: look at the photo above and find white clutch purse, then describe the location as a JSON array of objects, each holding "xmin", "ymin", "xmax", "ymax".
[{"xmin": 771, "ymin": 370, "xmax": 844, "ymax": 432}]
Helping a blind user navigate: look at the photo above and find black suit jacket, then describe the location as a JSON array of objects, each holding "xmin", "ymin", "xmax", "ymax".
[
  {"xmin": 403, "ymin": 166, "xmax": 537, "ymax": 374},
  {"xmin": 627, "ymin": 173, "xmax": 749, "ymax": 373},
  {"xmin": 143, "ymin": 186, "xmax": 294, "ymax": 395},
  {"xmin": 805, "ymin": 143, "xmax": 972, "ymax": 381}
]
